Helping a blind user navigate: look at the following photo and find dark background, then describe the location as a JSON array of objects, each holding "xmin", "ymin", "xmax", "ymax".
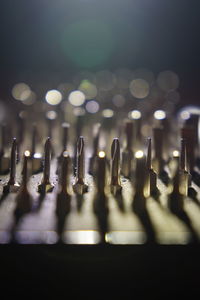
[{"xmin": 0, "ymin": 0, "xmax": 200, "ymax": 105}]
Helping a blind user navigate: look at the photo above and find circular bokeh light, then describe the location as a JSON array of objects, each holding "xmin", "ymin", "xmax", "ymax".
[
  {"xmin": 45, "ymin": 90, "xmax": 62, "ymax": 105},
  {"xmin": 157, "ymin": 70, "xmax": 179, "ymax": 92},
  {"xmin": 68, "ymin": 90, "xmax": 86, "ymax": 106},
  {"xmin": 85, "ymin": 100, "xmax": 99, "ymax": 113},
  {"xmin": 129, "ymin": 79, "xmax": 149, "ymax": 99},
  {"xmin": 79, "ymin": 80, "xmax": 98, "ymax": 100}
]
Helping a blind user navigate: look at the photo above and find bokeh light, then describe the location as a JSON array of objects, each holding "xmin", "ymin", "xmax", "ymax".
[
  {"xmin": 85, "ymin": 100, "xmax": 99, "ymax": 114},
  {"xmin": 45, "ymin": 90, "xmax": 62, "ymax": 105},
  {"xmin": 129, "ymin": 79, "xmax": 149, "ymax": 99},
  {"xmin": 135, "ymin": 150, "xmax": 144, "ymax": 158},
  {"xmin": 157, "ymin": 70, "xmax": 179, "ymax": 92},
  {"xmin": 102, "ymin": 109, "xmax": 114, "ymax": 118},
  {"xmin": 46, "ymin": 110, "xmax": 57, "ymax": 120},
  {"xmin": 78, "ymin": 80, "xmax": 98, "ymax": 100},
  {"xmin": 98, "ymin": 151, "xmax": 106, "ymax": 158},
  {"xmin": 12, "ymin": 83, "xmax": 31, "ymax": 101},
  {"xmin": 128, "ymin": 110, "xmax": 141, "ymax": 119},
  {"xmin": 154, "ymin": 110, "xmax": 166, "ymax": 120},
  {"xmin": 68, "ymin": 90, "xmax": 85, "ymax": 106},
  {"xmin": 173, "ymin": 150, "xmax": 179, "ymax": 157}
]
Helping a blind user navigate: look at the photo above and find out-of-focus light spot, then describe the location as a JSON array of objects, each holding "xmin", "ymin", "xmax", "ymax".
[
  {"xmin": 68, "ymin": 90, "xmax": 85, "ymax": 106},
  {"xmin": 96, "ymin": 70, "xmax": 116, "ymax": 91},
  {"xmin": 112, "ymin": 94, "xmax": 125, "ymax": 107},
  {"xmin": 73, "ymin": 107, "xmax": 86, "ymax": 116},
  {"xmin": 157, "ymin": 70, "xmax": 179, "ymax": 92},
  {"xmin": 78, "ymin": 80, "xmax": 98, "ymax": 100},
  {"xmin": 129, "ymin": 79, "xmax": 149, "ymax": 99},
  {"xmin": 98, "ymin": 151, "xmax": 105, "ymax": 158},
  {"xmin": 102, "ymin": 109, "xmax": 114, "ymax": 118},
  {"xmin": 24, "ymin": 150, "xmax": 31, "ymax": 157},
  {"xmin": 45, "ymin": 90, "xmax": 62, "ymax": 105},
  {"xmin": 63, "ymin": 151, "xmax": 69, "ymax": 157},
  {"xmin": 180, "ymin": 111, "xmax": 190, "ymax": 120},
  {"xmin": 20, "ymin": 89, "xmax": 32, "ymax": 101},
  {"xmin": 34, "ymin": 153, "xmax": 42, "ymax": 159},
  {"xmin": 62, "ymin": 122, "xmax": 70, "ymax": 129},
  {"xmin": 46, "ymin": 110, "xmax": 57, "ymax": 120},
  {"xmin": 179, "ymin": 106, "xmax": 200, "ymax": 116},
  {"xmin": 19, "ymin": 110, "xmax": 28, "ymax": 119},
  {"xmin": 128, "ymin": 110, "xmax": 141, "ymax": 119},
  {"xmin": 135, "ymin": 150, "xmax": 144, "ymax": 158},
  {"xmin": 12, "ymin": 83, "xmax": 31, "ymax": 101},
  {"xmin": 22, "ymin": 91, "xmax": 36, "ymax": 106},
  {"xmin": 85, "ymin": 100, "xmax": 99, "ymax": 113},
  {"xmin": 154, "ymin": 110, "xmax": 166, "ymax": 120},
  {"xmin": 173, "ymin": 150, "xmax": 179, "ymax": 157}
]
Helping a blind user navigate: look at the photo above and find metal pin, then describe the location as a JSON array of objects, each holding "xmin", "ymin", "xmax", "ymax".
[
  {"xmin": 59, "ymin": 151, "xmax": 70, "ymax": 195},
  {"xmin": 56, "ymin": 122, "xmax": 70, "ymax": 175},
  {"xmin": 97, "ymin": 151, "xmax": 106, "ymax": 195},
  {"xmin": 153, "ymin": 127, "xmax": 169, "ymax": 185},
  {"xmin": 3, "ymin": 138, "xmax": 20, "ymax": 193},
  {"xmin": 110, "ymin": 138, "xmax": 122, "ymax": 195},
  {"xmin": 56, "ymin": 151, "xmax": 71, "ymax": 240},
  {"xmin": 73, "ymin": 136, "xmax": 88, "ymax": 195},
  {"xmin": 134, "ymin": 152, "xmax": 146, "ymax": 197},
  {"xmin": 121, "ymin": 120, "xmax": 133, "ymax": 178},
  {"xmin": 0, "ymin": 124, "xmax": 10, "ymax": 174},
  {"xmin": 179, "ymin": 138, "xmax": 191, "ymax": 196},
  {"xmin": 153, "ymin": 127, "xmax": 164, "ymax": 174},
  {"xmin": 181, "ymin": 127, "xmax": 195, "ymax": 173},
  {"xmin": 89, "ymin": 123, "xmax": 101, "ymax": 174},
  {"xmin": 38, "ymin": 137, "xmax": 54, "ymax": 193},
  {"xmin": 0, "ymin": 124, "xmax": 5, "ymax": 157},
  {"xmin": 61, "ymin": 122, "xmax": 70, "ymax": 153},
  {"xmin": 31, "ymin": 124, "xmax": 36, "ymax": 158},
  {"xmin": 180, "ymin": 138, "xmax": 187, "ymax": 172},
  {"xmin": 15, "ymin": 151, "xmax": 32, "ymax": 214},
  {"xmin": 146, "ymin": 138, "xmax": 152, "ymax": 170},
  {"xmin": 146, "ymin": 138, "xmax": 158, "ymax": 196},
  {"xmin": 31, "ymin": 124, "xmax": 43, "ymax": 173},
  {"xmin": 169, "ymin": 166, "xmax": 183, "ymax": 212}
]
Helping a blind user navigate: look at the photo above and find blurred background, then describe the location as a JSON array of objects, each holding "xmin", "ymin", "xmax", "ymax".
[{"xmin": 0, "ymin": 0, "xmax": 199, "ymax": 115}]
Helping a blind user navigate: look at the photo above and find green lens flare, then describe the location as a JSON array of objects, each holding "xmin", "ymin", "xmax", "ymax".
[{"xmin": 61, "ymin": 20, "xmax": 115, "ymax": 68}]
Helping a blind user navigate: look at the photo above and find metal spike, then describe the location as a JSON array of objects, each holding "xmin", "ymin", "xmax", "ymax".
[
  {"xmin": 110, "ymin": 138, "xmax": 121, "ymax": 195},
  {"xmin": 121, "ymin": 120, "xmax": 133, "ymax": 178},
  {"xmin": 61, "ymin": 122, "xmax": 70, "ymax": 153},
  {"xmin": 89, "ymin": 123, "xmax": 101, "ymax": 175},
  {"xmin": 3, "ymin": 138, "xmax": 20, "ymax": 193},
  {"xmin": 73, "ymin": 136, "xmax": 88, "ymax": 195},
  {"xmin": 146, "ymin": 138, "xmax": 158, "ymax": 196},
  {"xmin": 38, "ymin": 137, "xmax": 54, "ymax": 193},
  {"xmin": 59, "ymin": 151, "xmax": 70, "ymax": 195},
  {"xmin": 97, "ymin": 151, "xmax": 106, "ymax": 195}
]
